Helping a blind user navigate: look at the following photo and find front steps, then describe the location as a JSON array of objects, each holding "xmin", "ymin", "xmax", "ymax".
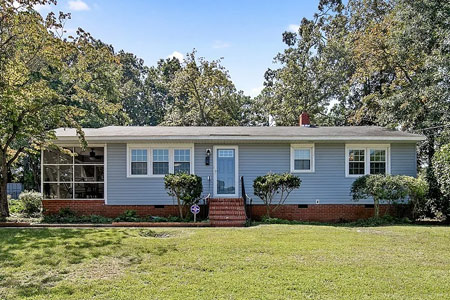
[{"xmin": 209, "ymin": 198, "xmax": 247, "ymax": 227}]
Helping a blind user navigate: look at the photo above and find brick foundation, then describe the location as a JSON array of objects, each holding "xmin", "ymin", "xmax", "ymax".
[
  {"xmin": 42, "ymin": 200, "xmax": 400, "ymax": 222},
  {"xmin": 249, "ymin": 204, "xmax": 398, "ymax": 222},
  {"xmin": 42, "ymin": 200, "xmax": 180, "ymax": 218}
]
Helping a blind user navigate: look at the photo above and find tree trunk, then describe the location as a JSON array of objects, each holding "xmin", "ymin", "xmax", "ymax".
[
  {"xmin": 265, "ymin": 203, "xmax": 271, "ymax": 218},
  {"xmin": 374, "ymin": 198, "xmax": 380, "ymax": 218},
  {"xmin": 177, "ymin": 197, "xmax": 183, "ymax": 219},
  {"xmin": 0, "ymin": 158, "xmax": 9, "ymax": 219}
]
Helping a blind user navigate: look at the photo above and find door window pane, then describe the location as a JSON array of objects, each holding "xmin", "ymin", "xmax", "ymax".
[
  {"xmin": 153, "ymin": 149, "xmax": 169, "ymax": 175},
  {"xmin": 217, "ymin": 149, "xmax": 235, "ymax": 194}
]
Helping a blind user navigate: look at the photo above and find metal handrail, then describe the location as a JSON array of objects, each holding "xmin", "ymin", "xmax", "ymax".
[{"xmin": 241, "ymin": 176, "xmax": 252, "ymax": 221}]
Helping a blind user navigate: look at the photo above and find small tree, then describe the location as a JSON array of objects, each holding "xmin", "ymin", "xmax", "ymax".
[
  {"xmin": 164, "ymin": 173, "xmax": 203, "ymax": 219},
  {"xmin": 398, "ymin": 175, "xmax": 429, "ymax": 219},
  {"xmin": 351, "ymin": 175, "xmax": 408, "ymax": 218},
  {"xmin": 433, "ymin": 144, "xmax": 450, "ymax": 218},
  {"xmin": 253, "ymin": 172, "xmax": 301, "ymax": 217}
]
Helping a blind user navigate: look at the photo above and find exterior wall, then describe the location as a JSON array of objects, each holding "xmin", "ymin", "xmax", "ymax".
[{"xmin": 105, "ymin": 142, "xmax": 417, "ymax": 206}]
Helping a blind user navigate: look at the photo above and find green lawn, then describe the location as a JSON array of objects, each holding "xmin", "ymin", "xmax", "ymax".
[{"xmin": 0, "ymin": 225, "xmax": 449, "ymax": 299}]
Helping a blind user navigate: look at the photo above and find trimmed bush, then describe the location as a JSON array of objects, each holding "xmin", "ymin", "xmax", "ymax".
[
  {"xmin": 351, "ymin": 175, "xmax": 408, "ymax": 217},
  {"xmin": 18, "ymin": 190, "xmax": 42, "ymax": 216},
  {"xmin": 253, "ymin": 172, "xmax": 301, "ymax": 217},
  {"xmin": 164, "ymin": 173, "xmax": 203, "ymax": 218}
]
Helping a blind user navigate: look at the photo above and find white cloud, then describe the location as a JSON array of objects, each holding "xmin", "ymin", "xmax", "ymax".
[
  {"xmin": 246, "ymin": 86, "xmax": 264, "ymax": 98},
  {"xmin": 34, "ymin": 4, "xmax": 51, "ymax": 12},
  {"xmin": 68, "ymin": 0, "xmax": 90, "ymax": 11},
  {"xmin": 287, "ymin": 24, "xmax": 300, "ymax": 33},
  {"xmin": 212, "ymin": 40, "xmax": 231, "ymax": 49},
  {"xmin": 167, "ymin": 51, "xmax": 184, "ymax": 61}
]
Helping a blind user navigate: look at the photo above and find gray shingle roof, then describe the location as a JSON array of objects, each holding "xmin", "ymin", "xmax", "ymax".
[{"xmin": 55, "ymin": 126, "xmax": 424, "ymax": 142}]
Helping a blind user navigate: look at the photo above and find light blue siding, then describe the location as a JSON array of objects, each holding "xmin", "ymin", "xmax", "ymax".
[
  {"xmin": 106, "ymin": 142, "xmax": 417, "ymax": 205},
  {"xmin": 107, "ymin": 144, "xmax": 175, "ymax": 205}
]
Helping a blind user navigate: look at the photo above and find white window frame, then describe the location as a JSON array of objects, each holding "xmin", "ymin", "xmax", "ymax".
[
  {"xmin": 126, "ymin": 143, "xmax": 194, "ymax": 178},
  {"xmin": 345, "ymin": 144, "xmax": 391, "ymax": 178},
  {"xmin": 290, "ymin": 144, "xmax": 315, "ymax": 173},
  {"xmin": 41, "ymin": 144, "xmax": 107, "ymax": 202}
]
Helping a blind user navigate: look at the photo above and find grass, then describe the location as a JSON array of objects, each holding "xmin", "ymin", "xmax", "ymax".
[{"xmin": 0, "ymin": 225, "xmax": 449, "ymax": 299}]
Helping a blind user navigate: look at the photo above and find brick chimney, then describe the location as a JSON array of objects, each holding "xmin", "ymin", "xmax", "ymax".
[{"xmin": 299, "ymin": 112, "xmax": 310, "ymax": 127}]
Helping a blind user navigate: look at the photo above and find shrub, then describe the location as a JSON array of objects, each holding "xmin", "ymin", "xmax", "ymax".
[
  {"xmin": 43, "ymin": 208, "xmax": 113, "ymax": 223},
  {"xmin": 18, "ymin": 190, "xmax": 42, "ymax": 216},
  {"xmin": 351, "ymin": 174, "xmax": 408, "ymax": 218},
  {"xmin": 398, "ymin": 175, "xmax": 429, "ymax": 219},
  {"xmin": 114, "ymin": 210, "xmax": 142, "ymax": 222},
  {"xmin": 8, "ymin": 197, "xmax": 25, "ymax": 214},
  {"xmin": 164, "ymin": 173, "xmax": 203, "ymax": 218},
  {"xmin": 433, "ymin": 144, "xmax": 450, "ymax": 217},
  {"xmin": 253, "ymin": 172, "xmax": 301, "ymax": 217}
]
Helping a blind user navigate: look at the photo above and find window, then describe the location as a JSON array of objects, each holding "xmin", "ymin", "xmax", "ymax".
[
  {"xmin": 348, "ymin": 149, "xmax": 365, "ymax": 175},
  {"xmin": 290, "ymin": 144, "xmax": 314, "ymax": 172},
  {"xmin": 370, "ymin": 149, "xmax": 387, "ymax": 174},
  {"xmin": 153, "ymin": 149, "xmax": 169, "ymax": 175},
  {"xmin": 42, "ymin": 147, "xmax": 105, "ymax": 199},
  {"xmin": 174, "ymin": 149, "xmax": 190, "ymax": 174},
  {"xmin": 346, "ymin": 145, "xmax": 390, "ymax": 177},
  {"xmin": 127, "ymin": 144, "xmax": 194, "ymax": 177},
  {"xmin": 131, "ymin": 149, "xmax": 148, "ymax": 175}
]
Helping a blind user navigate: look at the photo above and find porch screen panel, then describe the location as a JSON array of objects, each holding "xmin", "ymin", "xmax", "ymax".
[{"xmin": 42, "ymin": 147, "xmax": 105, "ymax": 199}]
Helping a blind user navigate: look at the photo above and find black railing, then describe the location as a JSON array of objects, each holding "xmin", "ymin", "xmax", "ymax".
[
  {"xmin": 202, "ymin": 193, "xmax": 211, "ymax": 220},
  {"xmin": 241, "ymin": 176, "xmax": 252, "ymax": 222}
]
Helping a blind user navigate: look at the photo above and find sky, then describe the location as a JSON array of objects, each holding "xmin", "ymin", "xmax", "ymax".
[{"xmin": 35, "ymin": 0, "xmax": 320, "ymax": 97}]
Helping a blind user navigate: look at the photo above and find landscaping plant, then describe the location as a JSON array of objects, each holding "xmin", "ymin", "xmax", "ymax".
[
  {"xmin": 253, "ymin": 172, "xmax": 301, "ymax": 217},
  {"xmin": 351, "ymin": 175, "xmax": 408, "ymax": 218},
  {"xmin": 432, "ymin": 144, "xmax": 450, "ymax": 218},
  {"xmin": 18, "ymin": 190, "xmax": 42, "ymax": 216},
  {"xmin": 164, "ymin": 173, "xmax": 203, "ymax": 218},
  {"xmin": 398, "ymin": 175, "xmax": 429, "ymax": 219}
]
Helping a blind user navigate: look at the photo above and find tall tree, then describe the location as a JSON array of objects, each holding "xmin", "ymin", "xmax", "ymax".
[
  {"xmin": 162, "ymin": 51, "xmax": 252, "ymax": 126},
  {"xmin": 0, "ymin": 0, "xmax": 122, "ymax": 218}
]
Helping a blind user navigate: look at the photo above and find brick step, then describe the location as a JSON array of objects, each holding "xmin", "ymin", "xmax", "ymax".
[
  {"xmin": 210, "ymin": 220, "xmax": 246, "ymax": 227},
  {"xmin": 209, "ymin": 206, "xmax": 245, "ymax": 210},
  {"xmin": 209, "ymin": 211, "xmax": 246, "ymax": 216},
  {"xmin": 210, "ymin": 217, "xmax": 246, "ymax": 222}
]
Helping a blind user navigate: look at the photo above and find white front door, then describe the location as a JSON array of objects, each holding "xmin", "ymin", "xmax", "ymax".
[{"xmin": 213, "ymin": 146, "xmax": 238, "ymax": 197}]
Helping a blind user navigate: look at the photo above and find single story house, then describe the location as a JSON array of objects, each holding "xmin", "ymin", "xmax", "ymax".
[{"xmin": 41, "ymin": 116, "xmax": 424, "ymax": 225}]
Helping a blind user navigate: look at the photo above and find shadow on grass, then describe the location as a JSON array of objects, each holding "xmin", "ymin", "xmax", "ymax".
[
  {"xmin": 248, "ymin": 216, "xmax": 449, "ymax": 228},
  {"xmin": 0, "ymin": 229, "xmax": 123, "ymax": 267}
]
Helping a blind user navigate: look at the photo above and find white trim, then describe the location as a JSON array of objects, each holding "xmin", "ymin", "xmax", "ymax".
[
  {"xmin": 290, "ymin": 143, "xmax": 315, "ymax": 173},
  {"xmin": 56, "ymin": 135, "xmax": 425, "ymax": 142},
  {"xmin": 345, "ymin": 144, "xmax": 391, "ymax": 178},
  {"xmin": 126, "ymin": 143, "xmax": 195, "ymax": 178},
  {"xmin": 213, "ymin": 145, "xmax": 239, "ymax": 198},
  {"xmin": 104, "ymin": 144, "xmax": 108, "ymax": 204}
]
